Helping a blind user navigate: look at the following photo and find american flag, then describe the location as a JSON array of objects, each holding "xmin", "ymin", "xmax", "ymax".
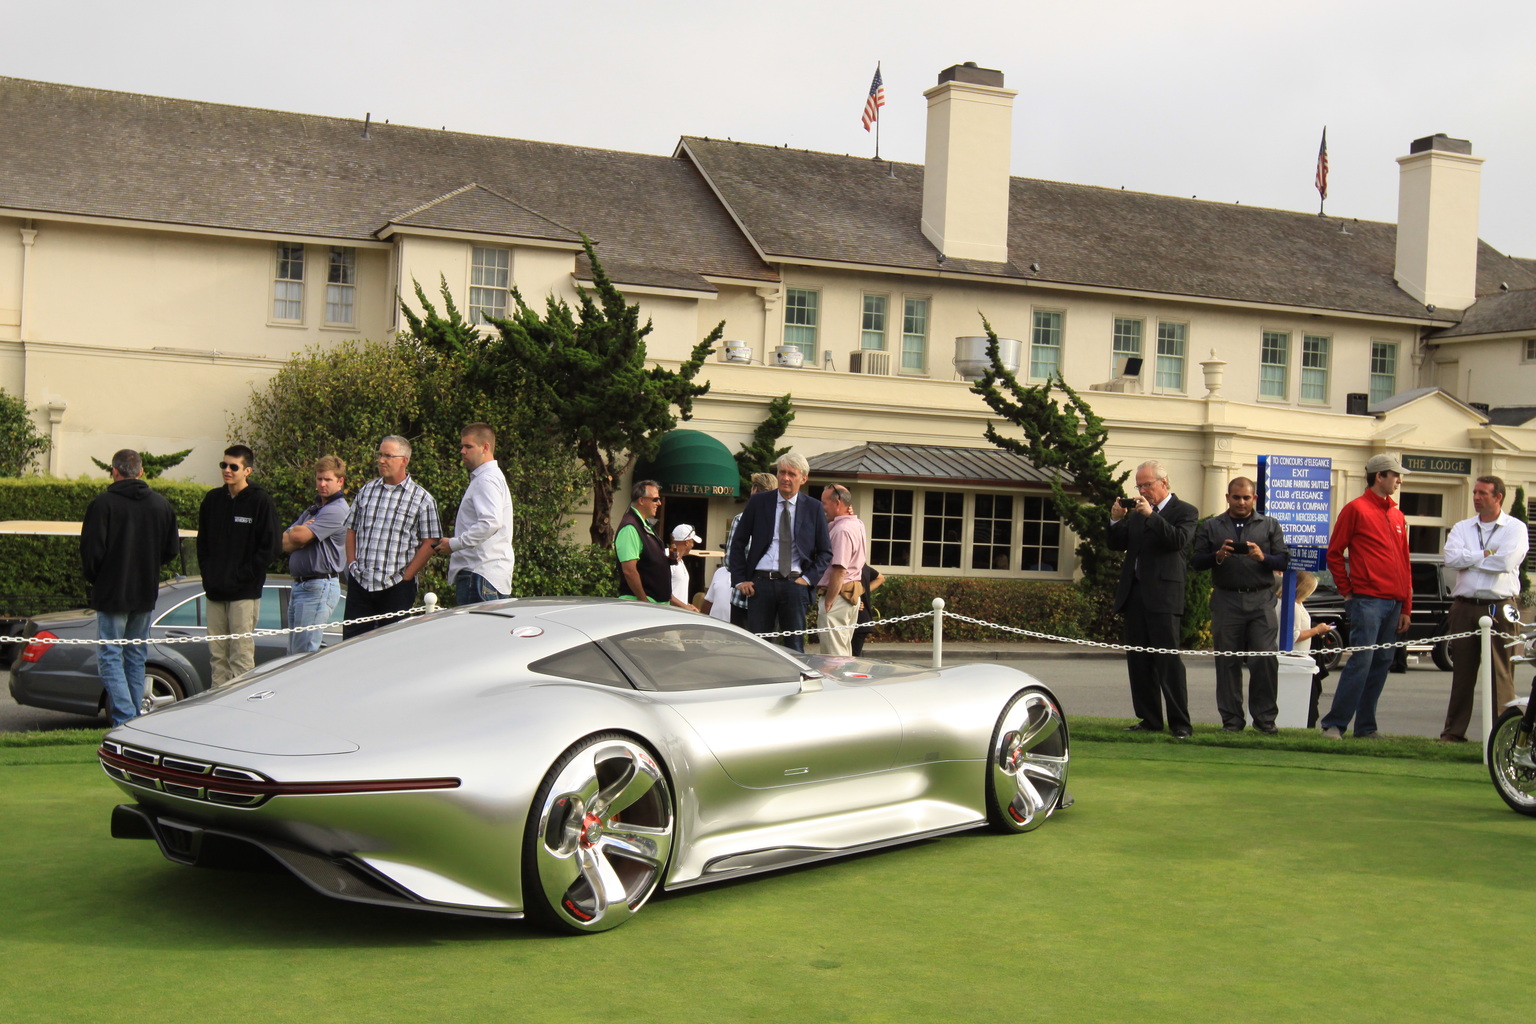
[
  {"xmin": 1315, "ymin": 128, "xmax": 1329, "ymax": 200},
  {"xmin": 862, "ymin": 67, "xmax": 885, "ymax": 132}
]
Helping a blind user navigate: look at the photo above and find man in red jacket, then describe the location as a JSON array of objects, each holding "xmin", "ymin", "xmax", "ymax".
[{"xmin": 1319, "ymin": 453, "xmax": 1412, "ymax": 739}]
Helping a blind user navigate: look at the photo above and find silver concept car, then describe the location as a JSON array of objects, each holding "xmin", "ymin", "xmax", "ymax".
[{"xmin": 101, "ymin": 598, "xmax": 1071, "ymax": 933}]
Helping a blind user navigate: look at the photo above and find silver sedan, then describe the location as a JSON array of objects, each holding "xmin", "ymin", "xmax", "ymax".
[{"xmin": 101, "ymin": 598, "xmax": 1070, "ymax": 933}]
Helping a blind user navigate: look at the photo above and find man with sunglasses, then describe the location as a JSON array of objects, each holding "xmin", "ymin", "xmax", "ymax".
[
  {"xmin": 343, "ymin": 435, "xmax": 441, "ymax": 639},
  {"xmin": 196, "ymin": 445, "xmax": 278, "ymax": 685}
]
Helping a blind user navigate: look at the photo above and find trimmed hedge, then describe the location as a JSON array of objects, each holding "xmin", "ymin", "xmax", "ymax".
[
  {"xmin": 865, "ymin": 576, "xmax": 1094, "ymax": 643},
  {"xmin": 0, "ymin": 477, "xmax": 207, "ymax": 615}
]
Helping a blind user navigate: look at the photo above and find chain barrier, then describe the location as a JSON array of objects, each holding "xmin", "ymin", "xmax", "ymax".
[
  {"xmin": 30, "ymin": 605, "xmax": 429, "ymax": 647},
  {"xmin": 752, "ymin": 610, "xmax": 935, "ymax": 640}
]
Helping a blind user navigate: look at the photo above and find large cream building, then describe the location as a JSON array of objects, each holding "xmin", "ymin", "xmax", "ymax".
[{"xmin": 2, "ymin": 65, "xmax": 1534, "ymax": 583}]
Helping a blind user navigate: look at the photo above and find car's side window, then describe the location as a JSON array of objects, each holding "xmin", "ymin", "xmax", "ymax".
[
  {"xmin": 530, "ymin": 643, "xmax": 634, "ymax": 689},
  {"xmin": 259, "ymin": 588, "xmax": 286, "ymax": 630},
  {"xmin": 156, "ymin": 596, "xmax": 203, "ymax": 628},
  {"xmin": 605, "ymin": 624, "xmax": 804, "ymax": 691}
]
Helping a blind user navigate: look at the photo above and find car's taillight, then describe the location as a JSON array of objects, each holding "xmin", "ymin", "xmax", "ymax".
[{"xmin": 19, "ymin": 631, "xmax": 57, "ymax": 663}]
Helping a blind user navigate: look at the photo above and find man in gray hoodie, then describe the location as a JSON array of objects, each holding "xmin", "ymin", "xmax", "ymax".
[{"xmin": 80, "ymin": 449, "xmax": 182, "ymax": 725}]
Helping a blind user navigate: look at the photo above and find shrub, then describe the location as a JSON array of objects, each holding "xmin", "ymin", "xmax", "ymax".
[
  {"xmin": 0, "ymin": 389, "xmax": 50, "ymax": 477},
  {"xmin": 864, "ymin": 576, "xmax": 1093, "ymax": 643},
  {"xmin": 0, "ymin": 477, "xmax": 206, "ymax": 614}
]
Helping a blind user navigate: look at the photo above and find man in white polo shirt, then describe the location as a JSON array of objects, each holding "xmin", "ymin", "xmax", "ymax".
[{"xmin": 433, "ymin": 422, "xmax": 514, "ymax": 605}]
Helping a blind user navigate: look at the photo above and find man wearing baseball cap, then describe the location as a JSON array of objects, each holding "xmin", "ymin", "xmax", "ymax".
[
  {"xmin": 1319, "ymin": 453, "xmax": 1412, "ymax": 739},
  {"xmin": 669, "ymin": 524, "xmax": 702, "ymax": 612}
]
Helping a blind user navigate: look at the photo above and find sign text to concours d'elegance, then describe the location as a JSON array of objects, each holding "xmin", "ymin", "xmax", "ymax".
[{"xmin": 1257, "ymin": 455, "xmax": 1332, "ymax": 573}]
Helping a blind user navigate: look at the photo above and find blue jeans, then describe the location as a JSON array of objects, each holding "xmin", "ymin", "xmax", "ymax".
[
  {"xmin": 454, "ymin": 571, "xmax": 507, "ymax": 606},
  {"xmin": 98, "ymin": 610, "xmax": 152, "ymax": 726},
  {"xmin": 288, "ymin": 577, "xmax": 341, "ymax": 655},
  {"xmin": 1321, "ymin": 595, "xmax": 1402, "ymax": 736}
]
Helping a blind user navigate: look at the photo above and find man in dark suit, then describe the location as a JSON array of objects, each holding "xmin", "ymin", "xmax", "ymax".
[
  {"xmin": 728, "ymin": 452, "xmax": 832, "ymax": 652},
  {"xmin": 1108, "ymin": 460, "xmax": 1198, "ymax": 737}
]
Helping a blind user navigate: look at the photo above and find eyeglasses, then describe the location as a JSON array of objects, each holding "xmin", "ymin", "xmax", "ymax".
[
  {"xmin": 218, "ymin": 462, "xmax": 245, "ymax": 472},
  {"xmin": 637, "ymin": 495, "xmax": 662, "ymax": 504},
  {"xmin": 376, "ymin": 452, "xmax": 406, "ymax": 461}
]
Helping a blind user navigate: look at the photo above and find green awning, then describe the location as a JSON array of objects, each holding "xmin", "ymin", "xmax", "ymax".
[{"xmin": 634, "ymin": 429, "xmax": 739, "ymax": 497}]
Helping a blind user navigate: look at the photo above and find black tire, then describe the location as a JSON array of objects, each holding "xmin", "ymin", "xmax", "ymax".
[
  {"xmin": 522, "ymin": 732, "xmax": 674, "ymax": 934},
  {"xmin": 1487, "ymin": 708, "xmax": 1536, "ymax": 816},
  {"xmin": 1432, "ymin": 638, "xmax": 1454, "ymax": 672},
  {"xmin": 119, "ymin": 666, "xmax": 186, "ymax": 716},
  {"xmin": 1311, "ymin": 624, "xmax": 1344, "ymax": 673},
  {"xmin": 985, "ymin": 687, "xmax": 1070, "ymax": 834}
]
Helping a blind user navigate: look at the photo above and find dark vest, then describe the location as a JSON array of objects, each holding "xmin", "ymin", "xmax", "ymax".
[{"xmin": 615, "ymin": 508, "xmax": 671, "ymax": 602}]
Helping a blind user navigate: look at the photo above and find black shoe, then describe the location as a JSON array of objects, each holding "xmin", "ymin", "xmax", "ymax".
[
  {"xmin": 1222, "ymin": 725, "xmax": 1244, "ymax": 732},
  {"xmin": 1124, "ymin": 723, "xmax": 1163, "ymax": 732},
  {"xmin": 1170, "ymin": 728, "xmax": 1193, "ymax": 739},
  {"xmin": 1255, "ymin": 725, "xmax": 1279, "ymax": 736}
]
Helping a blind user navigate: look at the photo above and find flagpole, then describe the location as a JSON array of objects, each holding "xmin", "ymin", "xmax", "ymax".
[
  {"xmin": 1315, "ymin": 126, "xmax": 1328, "ymax": 217},
  {"xmin": 874, "ymin": 61, "xmax": 882, "ymax": 161}
]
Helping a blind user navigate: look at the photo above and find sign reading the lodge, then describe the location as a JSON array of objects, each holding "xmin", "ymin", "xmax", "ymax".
[
  {"xmin": 1401, "ymin": 454, "xmax": 1473, "ymax": 476},
  {"xmin": 1258, "ymin": 455, "xmax": 1332, "ymax": 572}
]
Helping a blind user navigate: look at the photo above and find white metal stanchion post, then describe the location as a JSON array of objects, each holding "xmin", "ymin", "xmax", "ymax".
[
  {"xmin": 932, "ymin": 598, "xmax": 945, "ymax": 670},
  {"xmin": 1479, "ymin": 615, "xmax": 1493, "ymax": 765},
  {"xmin": 423, "ymin": 592, "xmax": 439, "ymax": 613}
]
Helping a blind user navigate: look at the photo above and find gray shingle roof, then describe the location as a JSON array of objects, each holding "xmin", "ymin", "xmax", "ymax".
[
  {"xmin": 809, "ymin": 442, "xmax": 1065, "ymax": 487},
  {"xmin": 0, "ymin": 77, "xmax": 776, "ymax": 291},
  {"xmin": 1429, "ymin": 286, "xmax": 1536, "ymax": 338},
  {"xmin": 1488, "ymin": 406, "xmax": 1536, "ymax": 427},
  {"xmin": 386, "ymin": 184, "xmax": 580, "ymax": 242},
  {"xmin": 680, "ymin": 137, "xmax": 1536, "ymax": 321}
]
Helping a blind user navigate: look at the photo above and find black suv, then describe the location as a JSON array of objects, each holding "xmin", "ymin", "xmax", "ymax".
[{"xmin": 1302, "ymin": 554, "xmax": 1455, "ymax": 671}]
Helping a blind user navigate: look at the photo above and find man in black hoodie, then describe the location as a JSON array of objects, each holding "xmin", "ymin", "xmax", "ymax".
[
  {"xmin": 196, "ymin": 444, "xmax": 278, "ymax": 685},
  {"xmin": 81, "ymin": 449, "xmax": 182, "ymax": 725}
]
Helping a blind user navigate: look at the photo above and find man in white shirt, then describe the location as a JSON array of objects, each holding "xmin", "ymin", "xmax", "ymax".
[
  {"xmin": 1439, "ymin": 475, "xmax": 1528, "ymax": 742},
  {"xmin": 433, "ymin": 423, "xmax": 514, "ymax": 605}
]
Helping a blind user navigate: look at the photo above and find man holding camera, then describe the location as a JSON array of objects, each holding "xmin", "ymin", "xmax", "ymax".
[
  {"xmin": 1191, "ymin": 477, "xmax": 1290, "ymax": 733},
  {"xmin": 1109, "ymin": 460, "xmax": 1198, "ymax": 737}
]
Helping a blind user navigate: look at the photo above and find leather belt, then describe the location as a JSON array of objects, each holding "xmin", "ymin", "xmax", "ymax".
[
  {"xmin": 293, "ymin": 572, "xmax": 339, "ymax": 583},
  {"xmin": 1218, "ymin": 585, "xmax": 1271, "ymax": 593},
  {"xmin": 1454, "ymin": 595, "xmax": 1510, "ymax": 604},
  {"xmin": 754, "ymin": 571, "xmax": 797, "ymax": 581}
]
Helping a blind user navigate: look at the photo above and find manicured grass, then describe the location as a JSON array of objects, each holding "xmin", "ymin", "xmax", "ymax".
[{"xmin": 1, "ymin": 738, "xmax": 1523, "ymax": 1023}]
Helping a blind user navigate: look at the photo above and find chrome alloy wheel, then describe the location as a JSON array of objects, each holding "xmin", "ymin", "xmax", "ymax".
[
  {"xmin": 1488, "ymin": 709, "xmax": 1536, "ymax": 817},
  {"xmin": 527, "ymin": 735, "xmax": 674, "ymax": 933},
  {"xmin": 986, "ymin": 688, "xmax": 1070, "ymax": 834}
]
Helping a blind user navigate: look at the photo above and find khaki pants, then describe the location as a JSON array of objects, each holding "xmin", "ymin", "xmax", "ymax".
[
  {"xmin": 206, "ymin": 598, "xmax": 258, "ymax": 686},
  {"xmin": 817, "ymin": 582, "xmax": 864, "ymax": 657}
]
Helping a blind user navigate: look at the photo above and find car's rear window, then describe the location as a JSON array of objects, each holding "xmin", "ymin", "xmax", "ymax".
[
  {"xmin": 530, "ymin": 643, "xmax": 633, "ymax": 688},
  {"xmin": 604, "ymin": 624, "xmax": 804, "ymax": 691}
]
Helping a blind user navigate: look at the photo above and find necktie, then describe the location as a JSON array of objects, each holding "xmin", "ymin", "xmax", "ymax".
[{"xmin": 778, "ymin": 498, "xmax": 792, "ymax": 576}]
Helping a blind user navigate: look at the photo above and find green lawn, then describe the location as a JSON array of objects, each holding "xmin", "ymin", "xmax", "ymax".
[{"xmin": 2, "ymin": 736, "xmax": 1524, "ymax": 1023}]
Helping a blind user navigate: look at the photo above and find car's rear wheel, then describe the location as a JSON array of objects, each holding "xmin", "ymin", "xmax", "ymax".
[
  {"xmin": 1311, "ymin": 623, "xmax": 1343, "ymax": 672},
  {"xmin": 985, "ymin": 687, "xmax": 1070, "ymax": 834},
  {"xmin": 1432, "ymin": 637, "xmax": 1454, "ymax": 672},
  {"xmin": 523, "ymin": 732, "xmax": 674, "ymax": 934},
  {"xmin": 139, "ymin": 666, "xmax": 186, "ymax": 714}
]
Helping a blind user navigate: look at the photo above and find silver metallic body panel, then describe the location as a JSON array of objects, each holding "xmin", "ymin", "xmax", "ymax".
[{"xmin": 102, "ymin": 598, "xmax": 1067, "ymax": 919}]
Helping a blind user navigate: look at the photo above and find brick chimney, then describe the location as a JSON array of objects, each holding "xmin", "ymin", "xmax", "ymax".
[
  {"xmin": 1394, "ymin": 133, "xmax": 1483, "ymax": 311},
  {"xmin": 921, "ymin": 63, "xmax": 1017, "ymax": 263}
]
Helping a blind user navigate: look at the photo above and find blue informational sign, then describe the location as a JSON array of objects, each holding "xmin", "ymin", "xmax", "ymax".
[{"xmin": 1258, "ymin": 456, "xmax": 1334, "ymax": 649}]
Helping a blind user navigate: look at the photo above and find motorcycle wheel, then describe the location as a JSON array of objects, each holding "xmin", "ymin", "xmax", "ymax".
[{"xmin": 1487, "ymin": 707, "xmax": 1536, "ymax": 817}]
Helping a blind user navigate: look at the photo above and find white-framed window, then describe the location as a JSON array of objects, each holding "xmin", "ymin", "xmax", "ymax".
[
  {"xmin": 1112, "ymin": 317, "xmax": 1143, "ymax": 377},
  {"xmin": 1370, "ymin": 341, "xmax": 1398, "ymax": 404},
  {"xmin": 1030, "ymin": 310, "xmax": 1063, "ymax": 380},
  {"xmin": 1260, "ymin": 331, "xmax": 1290, "ymax": 400},
  {"xmin": 272, "ymin": 243, "xmax": 305, "ymax": 322},
  {"xmin": 325, "ymin": 247, "xmax": 356, "ymax": 326},
  {"xmin": 1523, "ymin": 338, "xmax": 1536, "ymax": 362},
  {"xmin": 1155, "ymin": 321, "xmax": 1187, "ymax": 392},
  {"xmin": 901, "ymin": 297, "xmax": 929, "ymax": 374},
  {"xmin": 783, "ymin": 288, "xmax": 819, "ymax": 360},
  {"xmin": 469, "ymin": 246, "xmax": 510, "ymax": 324},
  {"xmin": 1300, "ymin": 334, "xmax": 1330, "ymax": 403},
  {"xmin": 869, "ymin": 486, "xmax": 1064, "ymax": 576},
  {"xmin": 861, "ymin": 295, "xmax": 887, "ymax": 350}
]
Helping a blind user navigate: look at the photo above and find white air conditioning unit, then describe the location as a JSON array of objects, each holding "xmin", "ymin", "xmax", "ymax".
[
  {"xmin": 720, "ymin": 339, "xmax": 753, "ymax": 364},
  {"xmin": 770, "ymin": 346, "xmax": 805, "ymax": 368},
  {"xmin": 953, "ymin": 336, "xmax": 1021, "ymax": 381},
  {"xmin": 849, "ymin": 350, "xmax": 891, "ymax": 375}
]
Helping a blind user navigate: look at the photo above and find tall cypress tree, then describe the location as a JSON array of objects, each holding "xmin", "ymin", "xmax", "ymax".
[{"xmin": 734, "ymin": 394, "xmax": 795, "ymax": 494}]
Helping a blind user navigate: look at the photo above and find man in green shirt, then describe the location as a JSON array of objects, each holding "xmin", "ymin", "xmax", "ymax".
[{"xmin": 615, "ymin": 480, "xmax": 687, "ymax": 606}]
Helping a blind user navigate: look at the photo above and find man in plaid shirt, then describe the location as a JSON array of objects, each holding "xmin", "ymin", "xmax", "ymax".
[{"xmin": 342, "ymin": 435, "xmax": 442, "ymax": 639}]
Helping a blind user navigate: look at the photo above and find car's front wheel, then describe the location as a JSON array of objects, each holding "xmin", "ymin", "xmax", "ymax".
[
  {"xmin": 986, "ymin": 687, "xmax": 1070, "ymax": 833},
  {"xmin": 138, "ymin": 667, "xmax": 186, "ymax": 715},
  {"xmin": 1432, "ymin": 637, "xmax": 1454, "ymax": 672},
  {"xmin": 1311, "ymin": 623, "xmax": 1344, "ymax": 672},
  {"xmin": 523, "ymin": 733, "xmax": 674, "ymax": 934}
]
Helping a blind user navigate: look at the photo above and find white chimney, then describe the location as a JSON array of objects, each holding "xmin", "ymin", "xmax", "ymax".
[
  {"xmin": 1394, "ymin": 133, "xmax": 1483, "ymax": 311},
  {"xmin": 921, "ymin": 63, "xmax": 1016, "ymax": 263}
]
